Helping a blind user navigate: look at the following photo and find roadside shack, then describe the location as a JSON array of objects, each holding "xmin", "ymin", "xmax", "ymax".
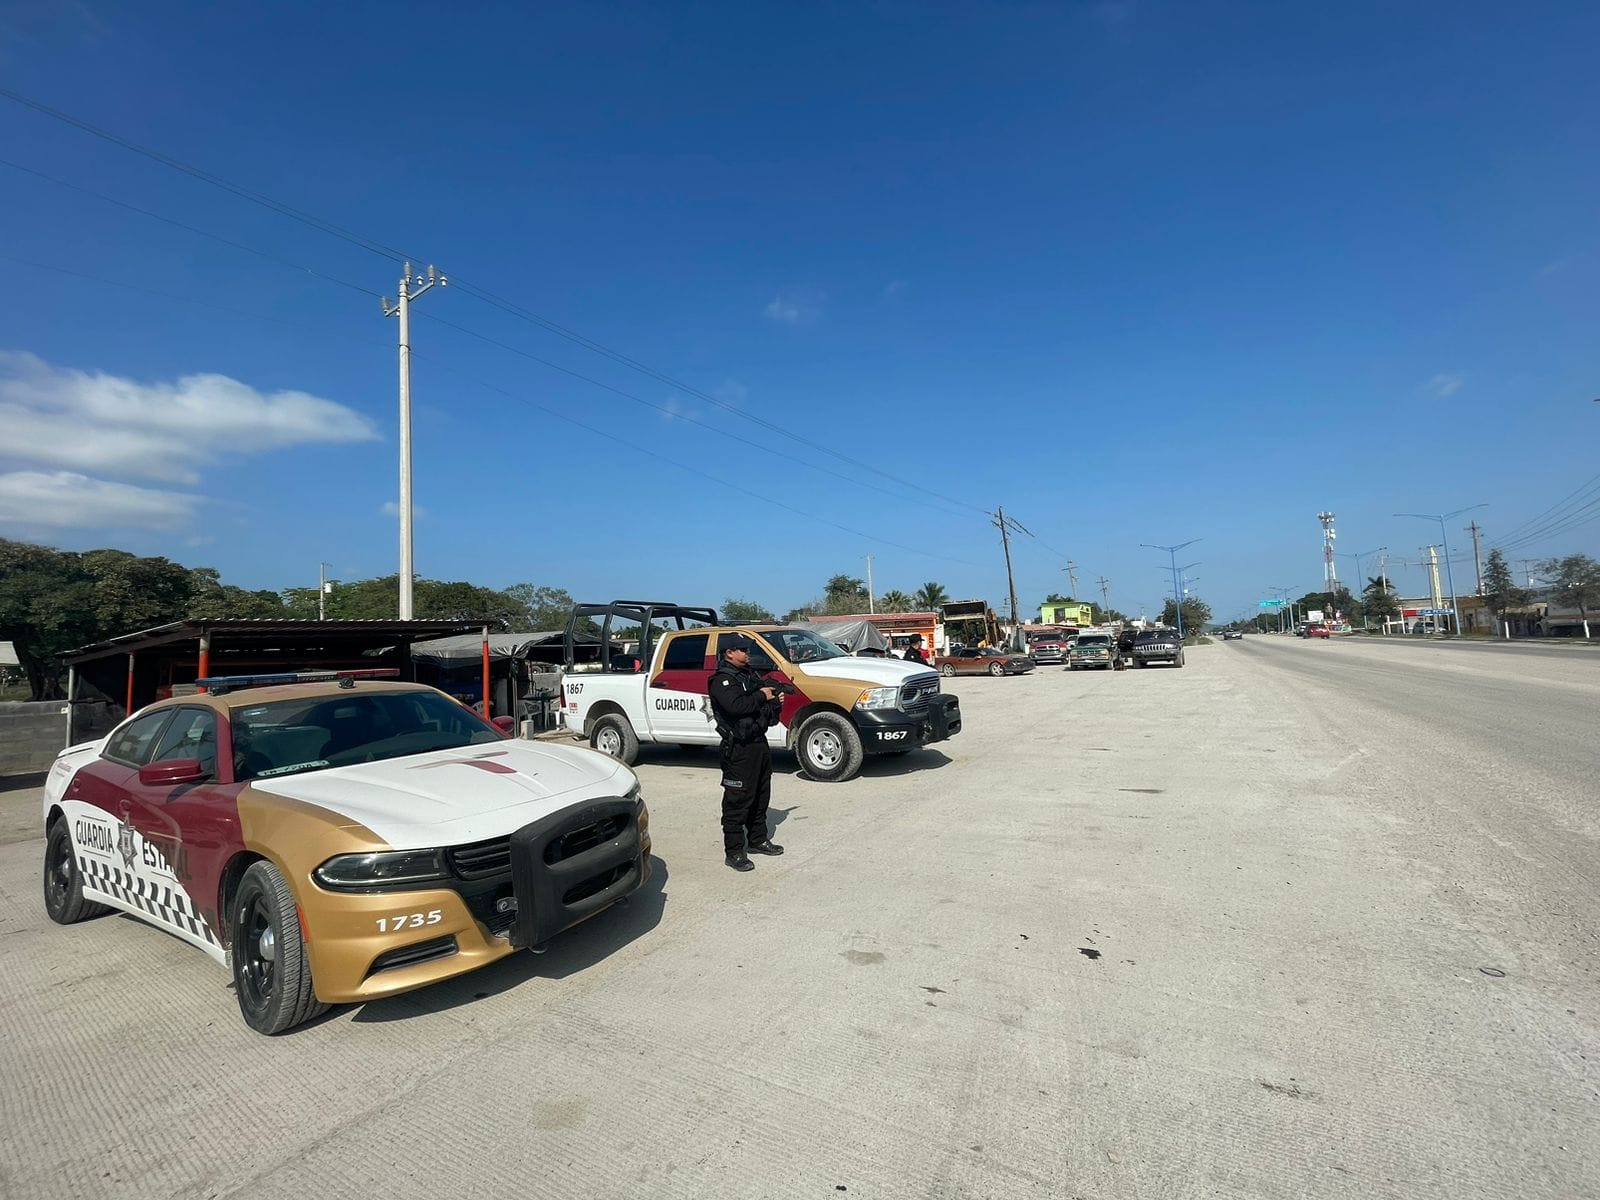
[{"xmin": 61, "ymin": 619, "xmax": 480, "ymax": 745}]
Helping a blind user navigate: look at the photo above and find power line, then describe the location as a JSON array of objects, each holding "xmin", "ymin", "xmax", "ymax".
[
  {"xmin": 1, "ymin": 146, "xmax": 979, "ymax": 522},
  {"xmin": 0, "ymin": 247, "xmax": 985, "ymax": 570},
  {"xmin": 0, "ymin": 85, "xmax": 992, "ymax": 520}
]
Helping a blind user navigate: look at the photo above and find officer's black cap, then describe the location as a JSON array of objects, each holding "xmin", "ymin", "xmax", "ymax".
[{"xmin": 721, "ymin": 633, "xmax": 756, "ymax": 654}]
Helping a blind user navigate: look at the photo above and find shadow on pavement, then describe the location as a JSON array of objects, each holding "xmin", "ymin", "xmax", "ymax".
[{"xmin": 349, "ymin": 854, "xmax": 670, "ymax": 1023}]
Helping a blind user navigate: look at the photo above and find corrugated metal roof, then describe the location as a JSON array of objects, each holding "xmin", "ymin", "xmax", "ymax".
[{"xmin": 63, "ymin": 619, "xmax": 483, "ymax": 663}]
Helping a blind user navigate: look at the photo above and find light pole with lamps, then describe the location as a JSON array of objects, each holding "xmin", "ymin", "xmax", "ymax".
[
  {"xmin": 1395, "ymin": 506, "xmax": 1485, "ymax": 635},
  {"xmin": 1142, "ymin": 539, "xmax": 1201, "ymax": 639},
  {"xmin": 1337, "ymin": 546, "xmax": 1386, "ymax": 627}
]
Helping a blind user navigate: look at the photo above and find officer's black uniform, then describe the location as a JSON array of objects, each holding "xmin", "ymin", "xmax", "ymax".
[{"xmin": 708, "ymin": 644, "xmax": 782, "ymax": 868}]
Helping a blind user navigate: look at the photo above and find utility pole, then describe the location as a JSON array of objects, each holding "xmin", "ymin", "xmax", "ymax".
[
  {"xmin": 318, "ymin": 562, "xmax": 332, "ymax": 621},
  {"xmin": 1065, "ymin": 560, "xmax": 1080, "ymax": 599},
  {"xmin": 382, "ymin": 262, "xmax": 446, "ymax": 620},
  {"xmin": 865, "ymin": 555, "xmax": 875, "ymax": 615},
  {"xmin": 1467, "ymin": 520, "xmax": 1485, "ymax": 595},
  {"xmin": 1516, "ymin": 558, "xmax": 1541, "ymax": 588},
  {"xmin": 1097, "ymin": 575, "xmax": 1111, "ymax": 624},
  {"xmin": 991, "ymin": 506, "xmax": 1028, "ymax": 629}
]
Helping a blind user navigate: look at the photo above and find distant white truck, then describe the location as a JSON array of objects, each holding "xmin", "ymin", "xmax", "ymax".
[{"xmin": 561, "ymin": 601, "xmax": 962, "ymax": 782}]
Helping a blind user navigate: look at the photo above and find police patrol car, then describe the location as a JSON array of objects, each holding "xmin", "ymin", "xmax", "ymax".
[{"xmin": 41, "ymin": 670, "xmax": 650, "ymax": 1034}]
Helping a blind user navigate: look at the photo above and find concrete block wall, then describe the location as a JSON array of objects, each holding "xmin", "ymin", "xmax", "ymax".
[{"xmin": 0, "ymin": 701, "xmax": 69, "ymax": 777}]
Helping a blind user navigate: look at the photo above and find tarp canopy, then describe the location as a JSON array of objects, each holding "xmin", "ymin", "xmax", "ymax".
[
  {"xmin": 411, "ymin": 631, "xmax": 566, "ymax": 665},
  {"xmin": 803, "ymin": 619, "xmax": 891, "ymax": 653}
]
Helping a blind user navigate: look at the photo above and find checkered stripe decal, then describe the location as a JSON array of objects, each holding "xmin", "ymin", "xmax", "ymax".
[{"xmin": 80, "ymin": 857, "xmax": 219, "ymax": 947}]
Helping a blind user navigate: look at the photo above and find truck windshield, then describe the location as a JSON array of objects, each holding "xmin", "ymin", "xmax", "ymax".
[{"xmin": 764, "ymin": 629, "xmax": 849, "ymax": 665}]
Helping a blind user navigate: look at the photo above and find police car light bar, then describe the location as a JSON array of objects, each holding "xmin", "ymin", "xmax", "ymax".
[{"xmin": 195, "ymin": 668, "xmax": 402, "ymax": 695}]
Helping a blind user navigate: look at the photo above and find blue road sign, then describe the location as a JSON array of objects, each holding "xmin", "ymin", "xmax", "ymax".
[{"xmin": 1258, "ymin": 599, "xmax": 1287, "ymax": 608}]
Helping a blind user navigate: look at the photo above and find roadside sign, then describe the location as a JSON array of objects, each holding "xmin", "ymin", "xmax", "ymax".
[
  {"xmin": 1418, "ymin": 608, "xmax": 1450, "ymax": 616},
  {"xmin": 1258, "ymin": 599, "xmax": 1286, "ymax": 609}
]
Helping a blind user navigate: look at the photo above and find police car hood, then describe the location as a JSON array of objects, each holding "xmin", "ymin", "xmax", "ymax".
[
  {"xmin": 796, "ymin": 658, "xmax": 938, "ymax": 688},
  {"xmin": 247, "ymin": 740, "xmax": 634, "ymax": 848}
]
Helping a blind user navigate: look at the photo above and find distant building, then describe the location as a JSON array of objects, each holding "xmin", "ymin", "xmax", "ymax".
[{"xmin": 1040, "ymin": 601, "xmax": 1094, "ymax": 626}]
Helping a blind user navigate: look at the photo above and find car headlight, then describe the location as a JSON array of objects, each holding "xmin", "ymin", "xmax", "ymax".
[
  {"xmin": 854, "ymin": 686, "xmax": 900, "ymax": 710},
  {"xmin": 314, "ymin": 849, "xmax": 447, "ymax": 892}
]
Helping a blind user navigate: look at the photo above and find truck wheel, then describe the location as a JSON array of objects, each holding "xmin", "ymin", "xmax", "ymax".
[
  {"xmin": 988, "ymin": 662, "xmax": 1005, "ymax": 677},
  {"xmin": 795, "ymin": 712, "xmax": 864, "ymax": 782},
  {"xmin": 940, "ymin": 664, "xmax": 956, "ymax": 677},
  {"xmin": 1175, "ymin": 653, "xmax": 1185, "ymax": 668},
  {"xmin": 43, "ymin": 818, "xmax": 108, "ymax": 924},
  {"xmin": 231, "ymin": 860, "xmax": 328, "ymax": 1035},
  {"xmin": 589, "ymin": 714, "xmax": 640, "ymax": 765}
]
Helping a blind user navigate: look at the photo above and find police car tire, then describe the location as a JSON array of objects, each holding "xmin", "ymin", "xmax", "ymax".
[
  {"xmin": 795, "ymin": 712, "xmax": 863, "ymax": 782},
  {"xmin": 43, "ymin": 818, "xmax": 108, "ymax": 924},
  {"xmin": 231, "ymin": 860, "xmax": 327, "ymax": 1036},
  {"xmin": 589, "ymin": 714, "xmax": 640, "ymax": 765}
]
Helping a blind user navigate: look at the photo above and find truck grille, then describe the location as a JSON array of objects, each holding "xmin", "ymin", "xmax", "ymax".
[{"xmin": 899, "ymin": 674, "xmax": 941, "ymax": 713}]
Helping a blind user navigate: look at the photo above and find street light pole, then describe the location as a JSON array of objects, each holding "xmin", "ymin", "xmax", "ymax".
[
  {"xmin": 1396, "ymin": 506, "xmax": 1485, "ymax": 636},
  {"xmin": 1142, "ymin": 539, "xmax": 1200, "ymax": 639}
]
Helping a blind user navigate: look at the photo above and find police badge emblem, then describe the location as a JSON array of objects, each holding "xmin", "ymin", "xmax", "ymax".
[{"xmin": 117, "ymin": 822, "xmax": 137, "ymax": 870}]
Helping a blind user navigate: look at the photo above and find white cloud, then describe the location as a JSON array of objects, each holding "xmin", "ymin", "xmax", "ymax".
[
  {"xmin": 763, "ymin": 289, "xmax": 824, "ymax": 325},
  {"xmin": 765, "ymin": 296, "xmax": 801, "ymax": 323},
  {"xmin": 1424, "ymin": 373, "xmax": 1465, "ymax": 399},
  {"xmin": 0, "ymin": 350, "xmax": 379, "ymax": 485},
  {"xmin": 0, "ymin": 471, "xmax": 200, "ymax": 530}
]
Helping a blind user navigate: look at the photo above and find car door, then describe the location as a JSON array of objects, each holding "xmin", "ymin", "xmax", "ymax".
[
  {"xmin": 118, "ymin": 706, "xmax": 230, "ymax": 956},
  {"xmin": 61, "ymin": 707, "xmax": 177, "ymax": 920},
  {"xmin": 646, "ymin": 631, "xmax": 719, "ymax": 743}
]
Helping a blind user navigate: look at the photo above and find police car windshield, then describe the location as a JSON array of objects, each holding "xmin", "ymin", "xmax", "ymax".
[
  {"xmin": 232, "ymin": 689, "xmax": 503, "ymax": 780},
  {"xmin": 763, "ymin": 629, "xmax": 848, "ymax": 664}
]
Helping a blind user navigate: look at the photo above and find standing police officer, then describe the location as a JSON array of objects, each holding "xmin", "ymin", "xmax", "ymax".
[{"xmin": 708, "ymin": 633, "xmax": 785, "ymax": 871}]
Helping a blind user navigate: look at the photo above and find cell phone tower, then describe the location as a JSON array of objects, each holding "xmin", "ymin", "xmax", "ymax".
[{"xmin": 1318, "ymin": 511, "xmax": 1338, "ymax": 589}]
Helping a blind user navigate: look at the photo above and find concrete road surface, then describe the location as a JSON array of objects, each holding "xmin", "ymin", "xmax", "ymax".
[{"xmin": 0, "ymin": 638, "xmax": 1595, "ymax": 1199}]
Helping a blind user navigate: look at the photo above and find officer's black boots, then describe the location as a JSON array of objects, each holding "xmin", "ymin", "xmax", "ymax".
[
  {"xmin": 726, "ymin": 852, "xmax": 755, "ymax": 872},
  {"xmin": 747, "ymin": 840, "xmax": 784, "ymax": 856}
]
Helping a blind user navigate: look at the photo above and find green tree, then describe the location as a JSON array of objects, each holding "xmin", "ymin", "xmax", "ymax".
[
  {"xmin": 1159, "ymin": 595, "xmax": 1212, "ymax": 637},
  {"xmin": 1481, "ymin": 549, "xmax": 1529, "ymax": 638},
  {"xmin": 1362, "ymin": 575, "xmax": 1400, "ymax": 625},
  {"xmin": 722, "ymin": 597, "xmax": 776, "ymax": 624},
  {"xmin": 1542, "ymin": 553, "xmax": 1600, "ymax": 638},
  {"xmin": 878, "ymin": 590, "xmax": 913, "ymax": 613},
  {"xmin": 0, "ymin": 540, "xmax": 98, "ymax": 699},
  {"xmin": 823, "ymin": 574, "xmax": 869, "ymax": 616},
  {"xmin": 187, "ymin": 567, "xmax": 287, "ymax": 620},
  {"xmin": 912, "ymin": 581, "xmax": 950, "ymax": 611}
]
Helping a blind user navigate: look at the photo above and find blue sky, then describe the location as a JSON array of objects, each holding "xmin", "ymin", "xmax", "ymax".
[{"xmin": 2, "ymin": 1, "xmax": 1597, "ymax": 623}]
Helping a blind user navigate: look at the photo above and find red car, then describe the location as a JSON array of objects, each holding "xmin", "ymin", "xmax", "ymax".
[{"xmin": 1305, "ymin": 623, "xmax": 1332, "ymax": 639}]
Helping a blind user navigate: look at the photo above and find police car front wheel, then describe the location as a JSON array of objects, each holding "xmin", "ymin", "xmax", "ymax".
[
  {"xmin": 230, "ymin": 860, "xmax": 328, "ymax": 1035},
  {"xmin": 43, "ymin": 818, "xmax": 108, "ymax": 925}
]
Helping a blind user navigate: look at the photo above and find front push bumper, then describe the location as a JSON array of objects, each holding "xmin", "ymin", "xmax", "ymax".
[{"xmin": 854, "ymin": 696, "xmax": 962, "ymax": 754}]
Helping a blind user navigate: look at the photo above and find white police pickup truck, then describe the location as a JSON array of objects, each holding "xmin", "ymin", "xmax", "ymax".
[{"xmin": 561, "ymin": 602, "xmax": 961, "ymax": 782}]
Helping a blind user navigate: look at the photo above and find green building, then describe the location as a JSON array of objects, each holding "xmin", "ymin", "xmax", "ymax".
[{"xmin": 1040, "ymin": 601, "xmax": 1095, "ymax": 626}]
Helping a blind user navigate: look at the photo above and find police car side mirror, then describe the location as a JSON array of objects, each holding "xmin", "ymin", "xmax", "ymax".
[{"xmin": 139, "ymin": 758, "xmax": 208, "ymax": 787}]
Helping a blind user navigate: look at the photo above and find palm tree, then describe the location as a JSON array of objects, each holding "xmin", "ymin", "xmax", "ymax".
[
  {"xmin": 912, "ymin": 581, "xmax": 950, "ymax": 611},
  {"xmin": 878, "ymin": 590, "xmax": 913, "ymax": 613}
]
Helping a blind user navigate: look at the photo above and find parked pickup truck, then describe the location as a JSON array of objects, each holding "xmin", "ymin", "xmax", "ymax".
[
  {"xmin": 562, "ymin": 602, "xmax": 962, "ymax": 782},
  {"xmin": 1131, "ymin": 628, "xmax": 1186, "ymax": 668}
]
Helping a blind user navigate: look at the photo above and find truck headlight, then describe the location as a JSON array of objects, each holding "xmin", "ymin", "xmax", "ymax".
[
  {"xmin": 314, "ymin": 849, "xmax": 447, "ymax": 892},
  {"xmin": 854, "ymin": 686, "xmax": 900, "ymax": 710}
]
